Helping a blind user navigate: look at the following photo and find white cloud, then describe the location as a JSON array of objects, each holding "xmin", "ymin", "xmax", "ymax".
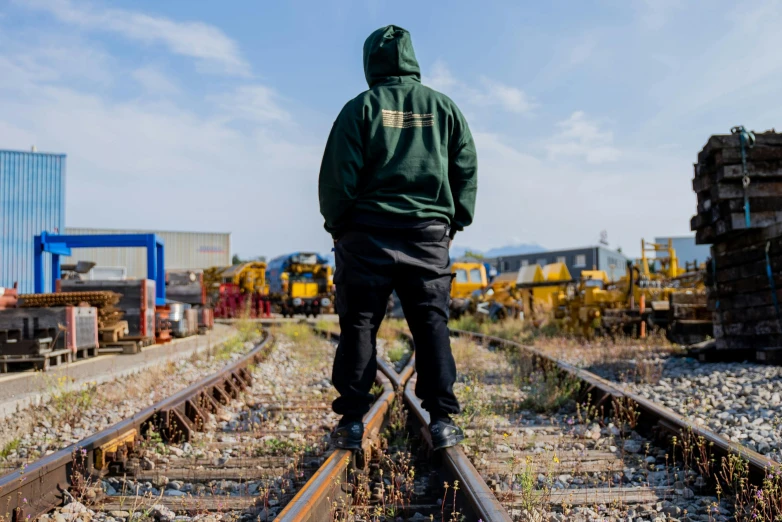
[
  {"xmin": 545, "ymin": 111, "xmax": 620, "ymax": 165},
  {"xmin": 21, "ymin": 0, "xmax": 250, "ymax": 76},
  {"xmin": 0, "ymin": 32, "xmax": 327, "ymax": 259},
  {"xmin": 425, "ymin": 61, "xmax": 536, "ymax": 115},
  {"xmin": 475, "ymin": 79, "xmax": 536, "ymax": 114},
  {"xmin": 427, "ymin": 60, "xmax": 458, "ymax": 92},
  {"xmin": 212, "ymin": 85, "xmax": 290, "ymax": 123},
  {"xmin": 455, "ymin": 132, "xmax": 693, "ymax": 257},
  {"xmin": 132, "ymin": 67, "xmax": 179, "ymax": 96}
]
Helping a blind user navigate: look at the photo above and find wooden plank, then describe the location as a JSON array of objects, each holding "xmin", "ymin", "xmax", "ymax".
[
  {"xmin": 709, "ymin": 290, "xmax": 782, "ymax": 311},
  {"xmin": 715, "ymin": 335, "xmax": 782, "ymax": 351},
  {"xmin": 710, "ymin": 273, "xmax": 782, "ymax": 296},
  {"xmin": 719, "ymin": 306, "xmax": 781, "ymax": 324},
  {"xmin": 94, "ymin": 496, "xmax": 264, "ymax": 511},
  {"xmin": 506, "ymin": 486, "xmax": 672, "ymax": 507},
  {"xmin": 714, "ymin": 320, "xmax": 782, "ymax": 338},
  {"xmin": 698, "ymin": 196, "xmax": 782, "ymax": 215},
  {"xmin": 715, "ymin": 255, "xmax": 782, "ymax": 284}
]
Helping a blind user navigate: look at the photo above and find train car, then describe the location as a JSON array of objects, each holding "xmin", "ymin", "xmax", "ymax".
[
  {"xmin": 205, "ymin": 263, "xmax": 270, "ymax": 319},
  {"xmin": 267, "ymin": 252, "xmax": 333, "ymax": 317}
]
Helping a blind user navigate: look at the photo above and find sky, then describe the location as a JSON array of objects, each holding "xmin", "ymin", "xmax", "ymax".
[{"xmin": 2, "ymin": 0, "xmax": 782, "ymax": 259}]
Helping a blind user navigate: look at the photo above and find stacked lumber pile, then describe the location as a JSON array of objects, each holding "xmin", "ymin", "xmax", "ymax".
[
  {"xmin": 17, "ymin": 291, "xmax": 124, "ymax": 329},
  {"xmin": 691, "ymin": 130, "xmax": 782, "ymax": 244},
  {"xmin": 692, "ymin": 128, "xmax": 782, "ymax": 360}
]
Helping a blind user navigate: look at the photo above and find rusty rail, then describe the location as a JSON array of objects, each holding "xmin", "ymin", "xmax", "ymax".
[
  {"xmin": 0, "ymin": 331, "xmax": 273, "ymax": 522},
  {"xmin": 404, "ymin": 374, "xmax": 513, "ymax": 522},
  {"xmin": 450, "ymin": 328, "xmax": 775, "ymax": 483},
  {"xmin": 277, "ymin": 339, "xmax": 417, "ymax": 521}
]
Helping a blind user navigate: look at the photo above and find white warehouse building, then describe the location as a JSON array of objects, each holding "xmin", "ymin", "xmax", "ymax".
[{"xmin": 63, "ymin": 227, "xmax": 231, "ymax": 279}]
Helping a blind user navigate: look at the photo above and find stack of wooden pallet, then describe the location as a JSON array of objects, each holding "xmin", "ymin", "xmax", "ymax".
[
  {"xmin": 692, "ymin": 129, "xmax": 782, "ymax": 361},
  {"xmin": 691, "ymin": 130, "xmax": 782, "ymax": 244}
]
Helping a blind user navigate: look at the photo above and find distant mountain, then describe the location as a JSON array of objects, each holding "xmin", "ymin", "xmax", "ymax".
[
  {"xmin": 484, "ymin": 244, "xmax": 546, "ymax": 258},
  {"xmin": 450, "ymin": 243, "xmax": 545, "ymax": 260}
]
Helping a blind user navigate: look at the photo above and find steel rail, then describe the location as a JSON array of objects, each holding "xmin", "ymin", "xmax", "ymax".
[
  {"xmin": 277, "ymin": 346, "xmax": 417, "ymax": 521},
  {"xmin": 404, "ymin": 374, "xmax": 513, "ymax": 522},
  {"xmin": 0, "ymin": 331, "xmax": 274, "ymax": 522},
  {"xmin": 450, "ymin": 329, "xmax": 776, "ymax": 482}
]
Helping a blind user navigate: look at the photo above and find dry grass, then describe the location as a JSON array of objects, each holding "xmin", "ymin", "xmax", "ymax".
[
  {"xmin": 450, "ymin": 317, "xmax": 680, "ymax": 373},
  {"xmin": 0, "ymin": 325, "xmax": 263, "ymax": 465}
]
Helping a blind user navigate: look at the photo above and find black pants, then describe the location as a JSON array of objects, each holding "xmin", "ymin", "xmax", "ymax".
[{"xmin": 331, "ymin": 224, "xmax": 460, "ymax": 420}]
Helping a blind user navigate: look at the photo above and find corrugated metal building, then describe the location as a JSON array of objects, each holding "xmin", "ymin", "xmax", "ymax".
[
  {"xmin": 63, "ymin": 228, "xmax": 231, "ymax": 278},
  {"xmin": 0, "ymin": 149, "xmax": 66, "ymax": 293},
  {"xmin": 491, "ymin": 245, "xmax": 629, "ymax": 281}
]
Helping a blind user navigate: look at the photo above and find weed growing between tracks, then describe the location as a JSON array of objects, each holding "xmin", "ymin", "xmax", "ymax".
[
  {"xmin": 329, "ymin": 391, "xmax": 465, "ymax": 521},
  {"xmin": 0, "ymin": 325, "xmax": 263, "ymax": 471},
  {"xmin": 449, "ymin": 317, "xmax": 678, "ymax": 377}
]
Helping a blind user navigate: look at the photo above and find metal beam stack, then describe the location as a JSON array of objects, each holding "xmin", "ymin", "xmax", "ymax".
[
  {"xmin": 17, "ymin": 291, "xmax": 122, "ymax": 329},
  {"xmin": 692, "ymin": 128, "xmax": 782, "ymax": 361}
]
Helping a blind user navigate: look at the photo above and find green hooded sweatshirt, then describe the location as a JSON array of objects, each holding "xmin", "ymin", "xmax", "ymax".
[{"xmin": 318, "ymin": 25, "xmax": 478, "ymax": 239}]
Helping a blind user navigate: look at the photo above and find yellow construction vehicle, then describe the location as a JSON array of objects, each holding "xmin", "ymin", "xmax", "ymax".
[
  {"xmin": 551, "ymin": 239, "xmax": 711, "ymax": 341},
  {"xmin": 472, "ymin": 271, "xmax": 524, "ymax": 321},
  {"xmin": 450, "ymin": 262, "xmax": 488, "ymax": 319},
  {"xmin": 267, "ymin": 252, "xmax": 333, "ymax": 317}
]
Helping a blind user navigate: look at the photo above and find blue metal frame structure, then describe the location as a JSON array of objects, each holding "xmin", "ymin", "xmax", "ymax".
[{"xmin": 33, "ymin": 232, "xmax": 166, "ymax": 305}]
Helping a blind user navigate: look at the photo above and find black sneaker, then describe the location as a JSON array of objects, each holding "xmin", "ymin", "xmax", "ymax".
[
  {"xmin": 429, "ymin": 419, "xmax": 465, "ymax": 450},
  {"xmin": 331, "ymin": 421, "xmax": 364, "ymax": 450}
]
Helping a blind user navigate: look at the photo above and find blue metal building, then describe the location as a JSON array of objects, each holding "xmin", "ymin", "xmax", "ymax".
[
  {"xmin": 0, "ymin": 150, "xmax": 66, "ymax": 293},
  {"xmin": 654, "ymin": 236, "xmax": 711, "ymax": 268},
  {"xmin": 491, "ymin": 245, "xmax": 630, "ymax": 281}
]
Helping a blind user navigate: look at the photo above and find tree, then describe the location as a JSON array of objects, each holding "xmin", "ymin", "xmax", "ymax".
[
  {"xmin": 464, "ymin": 250, "xmax": 485, "ymax": 260},
  {"xmin": 232, "ymin": 254, "xmax": 242, "ymax": 265}
]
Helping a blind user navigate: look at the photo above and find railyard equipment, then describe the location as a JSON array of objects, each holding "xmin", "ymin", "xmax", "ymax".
[
  {"xmin": 267, "ymin": 252, "xmax": 333, "ymax": 317},
  {"xmin": 34, "ymin": 232, "xmax": 166, "ymax": 305},
  {"xmin": 59, "ymin": 280, "xmax": 157, "ymax": 342},
  {"xmin": 471, "ymin": 272, "xmax": 525, "ymax": 321},
  {"xmin": 207, "ymin": 262, "xmax": 270, "ymax": 319},
  {"xmin": 166, "ymin": 270, "xmax": 214, "ymax": 332},
  {"xmin": 18, "ymin": 290, "xmax": 122, "ymax": 329},
  {"xmin": 551, "ymin": 239, "xmax": 712, "ymax": 342},
  {"xmin": 0, "ymin": 306, "xmax": 99, "ymax": 370},
  {"xmin": 166, "ymin": 270, "xmax": 206, "ymax": 306},
  {"xmin": 0, "ymin": 306, "xmax": 98, "ymax": 354},
  {"xmin": 449, "ymin": 262, "xmax": 488, "ymax": 319}
]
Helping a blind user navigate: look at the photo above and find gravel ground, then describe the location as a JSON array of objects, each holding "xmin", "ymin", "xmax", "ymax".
[
  {"xmin": 376, "ymin": 337, "xmax": 412, "ymax": 373},
  {"xmin": 592, "ymin": 356, "xmax": 782, "ymax": 461},
  {"xmin": 451, "ymin": 337, "xmax": 731, "ymax": 522},
  {"xmin": 0, "ymin": 329, "xmax": 263, "ymax": 468},
  {"xmin": 37, "ymin": 327, "xmax": 339, "ymax": 522}
]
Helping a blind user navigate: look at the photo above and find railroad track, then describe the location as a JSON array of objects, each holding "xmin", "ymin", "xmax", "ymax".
[{"xmin": 3, "ymin": 324, "xmax": 779, "ymax": 521}]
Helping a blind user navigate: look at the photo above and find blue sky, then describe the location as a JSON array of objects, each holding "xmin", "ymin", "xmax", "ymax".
[{"xmin": 1, "ymin": 0, "xmax": 781, "ymax": 259}]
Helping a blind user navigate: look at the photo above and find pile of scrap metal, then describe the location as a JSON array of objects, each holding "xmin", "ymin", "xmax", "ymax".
[{"xmin": 205, "ymin": 262, "xmax": 271, "ymax": 319}]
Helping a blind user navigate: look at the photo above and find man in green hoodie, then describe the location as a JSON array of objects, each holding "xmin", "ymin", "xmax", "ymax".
[{"xmin": 319, "ymin": 25, "xmax": 477, "ymax": 451}]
